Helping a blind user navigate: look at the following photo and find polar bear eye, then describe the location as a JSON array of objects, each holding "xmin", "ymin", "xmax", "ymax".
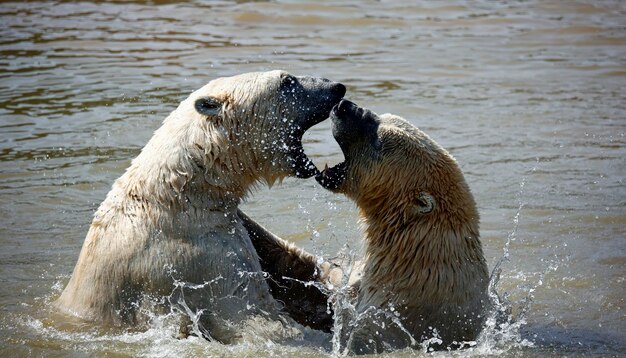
[{"xmin": 194, "ymin": 96, "xmax": 222, "ymax": 117}]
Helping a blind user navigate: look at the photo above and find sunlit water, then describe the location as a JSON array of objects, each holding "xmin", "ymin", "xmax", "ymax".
[{"xmin": 1, "ymin": 1, "xmax": 624, "ymax": 356}]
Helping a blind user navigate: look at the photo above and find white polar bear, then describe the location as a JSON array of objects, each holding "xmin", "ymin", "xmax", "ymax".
[{"xmin": 55, "ymin": 70, "xmax": 345, "ymax": 343}]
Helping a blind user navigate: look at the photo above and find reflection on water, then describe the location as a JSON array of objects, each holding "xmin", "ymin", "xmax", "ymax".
[{"xmin": 1, "ymin": 0, "xmax": 624, "ymax": 356}]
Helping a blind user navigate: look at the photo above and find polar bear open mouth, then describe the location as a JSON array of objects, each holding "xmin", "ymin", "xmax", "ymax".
[
  {"xmin": 287, "ymin": 103, "xmax": 346, "ymax": 179},
  {"xmin": 314, "ymin": 100, "xmax": 352, "ymax": 189},
  {"xmin": 315, "ymin": 161, "xmax": 347, "ymax": 191},
  {"xmin": 315, "ymin": 99, "xmax": 379, "ymax": 190},
  {"xmin": 288, "ymin": 124, "xmax": 330, "ymax": 179},
  {"xmin": 283, "ymin": 75, "xmax": 346, "ymax": 179}
]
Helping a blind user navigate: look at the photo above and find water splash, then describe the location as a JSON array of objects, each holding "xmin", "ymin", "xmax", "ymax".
[
  {"xmin": 327, "ymin": 248, "xmax": 358, "ymax": 355},
  {"xmin": 470, "ymin": 175, "xmax": 541, "ymax": 356},
  {"xmin": 22, "ymin": 268, "xmax": 320, "ymax": 357},
  {"xmin": 320, "ymin": 174, "xmax": 546, "ymax": 356},
  {"xmin": 164, "ymin": 264, "xmax": 224, "ymax": 341},
  {"xmin": 21, "ymin": 167, "xmax": 562, "ymax": 356}
]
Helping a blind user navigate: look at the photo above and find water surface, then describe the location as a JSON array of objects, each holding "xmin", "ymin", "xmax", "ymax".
[{"xmin": 0, "ymin": 1, "xmax": 624, "ymax": 356}]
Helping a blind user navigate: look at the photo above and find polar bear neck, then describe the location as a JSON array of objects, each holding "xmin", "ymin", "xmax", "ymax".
[
  {"xmin": 116, "ymin": 110, "xmax": 281, "ymax": 214},
  {"xmin": 358, "ymin": 200, "xmax": 488, "ymax": 308}
]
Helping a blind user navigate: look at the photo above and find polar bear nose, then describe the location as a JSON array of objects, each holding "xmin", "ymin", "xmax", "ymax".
[
  {"xmin": 315, "ymin": 77, "xmax": 345, "ymax": 98},
  {"xmin": 295, "ymin": 76, "xmax": 345, "ymax": 99},
  {"xmin": 331, "ymin": 82, "xmax": 346, "ymax": 98},
  {"xmin": 334, "ymin": 99, "xmax": 357, "ymax": 116}
]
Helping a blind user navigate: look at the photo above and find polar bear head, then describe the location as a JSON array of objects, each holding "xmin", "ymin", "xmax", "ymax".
[
  {"xmin": 179, "ymin": 70, "xmax": 345, "ymax": 188},
  {"xmin": 315, "ymin": 99, "xmax": 477, "ymax": 227},
  {"xmin": 314, "ymin": 100, "xmax": 488, "ymax": 352}
]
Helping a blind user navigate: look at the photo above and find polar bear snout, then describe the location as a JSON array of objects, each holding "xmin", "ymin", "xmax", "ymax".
[
  {"xmin": 332, "ymin": 98, "xmax": 358, "ymax": 115},
  {"xmin": 286, "ymin": 75, "xmax": 346, "ymax": 128},
  {"xmin": 330, "ymin": 100, "xmax": 380, "ymax": 156},
  {"xmin": 331, "ymin": 99, "xmax": 376, "ymax": 128},
  {"xmin": 294, "ymin": 75, "xmax": 345, "ymax": 97},
  {"xmin": 279, "ymin": 74, "xmax": 345, "ymax": 179},
  {"xmin": 316, "ymin": 100, "xmax": 384, "ymax": 192}
]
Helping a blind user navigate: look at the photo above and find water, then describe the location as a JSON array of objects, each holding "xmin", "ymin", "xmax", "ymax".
[{"xmin": 1, "ymin": 0, "xmax": 624, "ymax": 356}]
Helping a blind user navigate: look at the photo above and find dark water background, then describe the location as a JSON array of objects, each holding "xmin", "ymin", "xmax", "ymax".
[{"xmin": 0, "ymin": 1, "xmax": 624, "ymax": 356}]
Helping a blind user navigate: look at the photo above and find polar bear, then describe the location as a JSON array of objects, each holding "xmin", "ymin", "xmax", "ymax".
[
  {"xmin": 249, "ymin": 99, "xmax": 490, "ymax": 353},
  {"xmin": 55, "ymin": 70, "xmax": 345, "ymax": 343},
  {"xmin": 316, "ymin": 99, "xmax": 490, "ymax": 353}
]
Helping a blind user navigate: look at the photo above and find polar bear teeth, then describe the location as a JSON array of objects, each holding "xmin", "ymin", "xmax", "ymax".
[{"xmin": 315, "ymin": 161, "xmax": 347, "ymax": 190}]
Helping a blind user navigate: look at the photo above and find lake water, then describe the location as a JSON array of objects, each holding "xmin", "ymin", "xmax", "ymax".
[{"xmin": 0, "ymin": 1, "xmax": 624, "ymax": 356}]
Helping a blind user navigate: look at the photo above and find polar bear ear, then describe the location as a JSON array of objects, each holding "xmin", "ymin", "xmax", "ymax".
[
  {"xmin": 194, "ymin": 96, "xmax": 223, "ymax": 117},
  {"xmin": 412, "ymin": 191, "xmax": 435, "ymax": 215}
]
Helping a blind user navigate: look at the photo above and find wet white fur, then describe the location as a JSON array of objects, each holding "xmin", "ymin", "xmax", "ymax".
[{"xmin": 55, "ymin": 71, "xmax": 306, "ymax": 343}]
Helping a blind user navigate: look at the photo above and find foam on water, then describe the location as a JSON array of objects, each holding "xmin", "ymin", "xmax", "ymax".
[{"xmin": 13, "ymin": 271, "xmax": 331, "ymax": 357}]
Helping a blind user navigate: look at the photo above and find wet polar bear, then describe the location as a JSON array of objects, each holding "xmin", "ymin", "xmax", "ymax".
[
  {"xmin": 316, "ymin": 100, "xmax": 490, "ymax": 353},
  {"xmin": 250, "ymin": 99, "xmax": 490, "ymax": 353},
  {"xmin": 55, "ymin": 70, "xmax": 345, "ymax": 343}
]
